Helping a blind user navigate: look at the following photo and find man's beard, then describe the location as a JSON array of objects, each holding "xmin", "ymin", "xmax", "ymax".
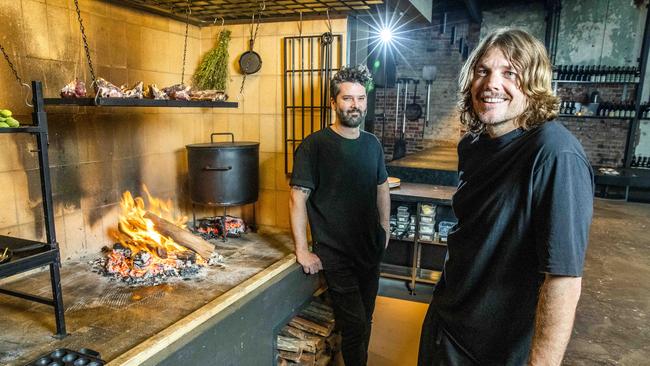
[{"xmin": 336, "ymin": 107, "xmax": 366, "ymax": 127}]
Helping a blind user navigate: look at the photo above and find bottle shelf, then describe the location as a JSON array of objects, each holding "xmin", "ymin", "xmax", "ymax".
[
  {"xmin": 552, "ymin": 80, "xmax": 638, "ymax": 85},
  {"xmin": 557, "ymin": 114, "xmax": 634, "ymax": 120}
]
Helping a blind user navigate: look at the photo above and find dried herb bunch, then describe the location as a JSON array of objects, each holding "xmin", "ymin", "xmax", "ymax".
[{"xmin": 194, "ymin": 30, "xmax": 231, "ymax": 91}]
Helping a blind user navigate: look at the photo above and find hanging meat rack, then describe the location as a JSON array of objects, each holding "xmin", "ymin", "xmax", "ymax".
[{"xmin": 0, "ymin": 0, "xmax": 240, "ymax": 338}]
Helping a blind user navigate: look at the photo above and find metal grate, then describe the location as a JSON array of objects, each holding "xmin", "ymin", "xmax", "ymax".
[
  {"xmin": 106, "ymin": 0, "xmax": 384, "ymax": 25},
  {"xmin": 284, "ymin": 34, "xmax": 342, "ymax": 174}
]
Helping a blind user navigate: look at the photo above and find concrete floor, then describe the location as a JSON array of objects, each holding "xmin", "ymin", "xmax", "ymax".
[{"xmin": 371, "ymin": 199, "xmax": 650, "ymax": 365}]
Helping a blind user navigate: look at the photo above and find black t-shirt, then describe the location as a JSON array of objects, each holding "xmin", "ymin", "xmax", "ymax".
[
  {"xmin": 432, "ymin": 121, "xmax": 594, "ymax": 365},
  {"xmin": 290, "ymin": 127, "xmax": 389, "ymax": 269}
]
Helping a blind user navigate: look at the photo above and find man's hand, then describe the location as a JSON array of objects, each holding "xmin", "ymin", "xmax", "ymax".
[
  {"xmin": 296, "ymin": 249, "xmax": 323, "ymax": 274},
  {"xmin": 290, "ymin": 185, "xmax": 323, "ymax": 275}
]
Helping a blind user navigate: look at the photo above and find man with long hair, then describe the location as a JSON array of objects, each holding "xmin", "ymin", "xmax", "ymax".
[
  {"xmin": 418, "ymin": 29, "xmax": 594, "ymax": 365},
  {"xmin": 290, "ymin": 64, "xmax": 390, "ymax": 366}
]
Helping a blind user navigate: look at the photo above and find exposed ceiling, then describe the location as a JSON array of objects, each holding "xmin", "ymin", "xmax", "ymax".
[{"xmin": 105, "ymin": 0, "xmax": 385, "ymax": 26}]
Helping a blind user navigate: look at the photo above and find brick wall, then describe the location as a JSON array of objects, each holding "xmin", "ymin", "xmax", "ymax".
[
  {"xmin": 370, "ymin": 15, "xmax": 480, "ymax": 160},
  {"xmin": 559, "ymin": 119, "xmax": 629, "ymax": 167}
]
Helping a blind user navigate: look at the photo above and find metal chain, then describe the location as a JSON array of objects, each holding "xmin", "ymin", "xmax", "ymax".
[
  {"xmin": 73, "ymin": 0, "xmax": 96, "ymax": 89},
  {"xmin": 181, "ymin": 2, "xmax": 191, "ymax": 85},
  {"xmin": 0, "ymin": 43, "xmax": 33, "ymax": 107},
  {"xmin": 0, "ymin": 43, "xmax": 24, "ymax": 85}
]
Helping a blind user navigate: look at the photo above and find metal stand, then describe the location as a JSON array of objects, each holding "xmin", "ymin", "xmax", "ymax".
[{"xmin": 0, "ymin": 81, "xmax": 67, "ymax": 338}]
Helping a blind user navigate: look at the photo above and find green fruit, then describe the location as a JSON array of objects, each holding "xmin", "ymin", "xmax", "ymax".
[
  {"xmin": 0, "ymin": 117, "xmax": 5, "ymax": 122},
  {"xmin": 0, "ymin": 122, "xmax": 10, "ymax": 128},
  {"xmin": 5, "ymin": 117, "xmax": 19, "ymax": 127},
  {"xmin": 0, "ymin": 109, "xmax": 12, "ymax": 118}
]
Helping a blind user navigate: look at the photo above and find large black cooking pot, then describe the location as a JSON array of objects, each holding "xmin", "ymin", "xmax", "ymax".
[{"xmin": 187, "ymin": 133, "xmax": 259, "ymax": 206}]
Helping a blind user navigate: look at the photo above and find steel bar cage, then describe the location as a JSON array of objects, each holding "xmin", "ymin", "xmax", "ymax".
[{"xmin": 283, "ymin": 34, "xmax": 343, "ymax": 175}]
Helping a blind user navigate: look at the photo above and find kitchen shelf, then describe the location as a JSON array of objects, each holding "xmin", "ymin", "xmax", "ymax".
[
  {"xmin": 383, "ymin": 183, "xmax": 456, "ymax": 295},
  {"xmin": 557, "ymin": 114, "xmax": 634, "ymax": 120},
  {"xmin": 390, "ymin": 235, "xmax": 415, "ymax": 242},
  {"xmin": 418, "ymin": 239, "xmax": 448, "ymax": 247},
  {"xmin": 44, "ymin": 97, "xmax": 238, "ymax": 108},
  {"xmin": 0, "ymin": 236, "xmax": 54, "ymax": 278},
  {"xmin": 0, "ymin": 81, "xmax": 66, "ymax": 338},
  {"xmin": 380, "ymin": 263, "xmax": 413, "ymax": 281},
  {"xmin": 0, "ymin": 126, "xmax": 45, "ymax": 134},
  {"xmin": 552, "ymin": 80, "xmax": 638, "ymax": 85}
]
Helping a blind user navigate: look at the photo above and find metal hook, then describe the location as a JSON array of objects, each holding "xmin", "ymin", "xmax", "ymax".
[
  {"xmin": 260, "ymin": 0, "xmax": 266, "ymax": 11},
  {"xmin": 298, "ymin": 11, "xmax": 303, "ymax": 35},
  {"xmin": 21, "ymin": 83, "xmax": 33, "ymax": 108},
  {"xmin": 214, "ymin": 16, "xmax": 224, "ymax": 27}
]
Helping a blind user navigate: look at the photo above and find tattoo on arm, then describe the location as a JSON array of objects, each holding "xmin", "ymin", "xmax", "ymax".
[{"xmin": 291, "ymin": 185, "xmax": 312, "ymax": 196}]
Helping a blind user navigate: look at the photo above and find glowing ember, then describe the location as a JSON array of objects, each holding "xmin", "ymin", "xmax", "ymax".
[{"xmin": 105, "ymin": 186, "xmax": 207, "ymax": 280}]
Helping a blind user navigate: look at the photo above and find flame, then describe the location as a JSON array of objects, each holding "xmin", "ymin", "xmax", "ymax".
[{"xmin": 107, "ymin": 186, "xmax": 205, "ymax": 279}]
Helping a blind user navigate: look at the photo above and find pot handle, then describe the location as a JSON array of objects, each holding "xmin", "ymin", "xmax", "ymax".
[
  {"xmin": 204, "ymin": 165, "xmax": 233, "ymax": 171},
  {"xmin": 211, "ymin": 132, "xmax": 235, "ymax": 143}
]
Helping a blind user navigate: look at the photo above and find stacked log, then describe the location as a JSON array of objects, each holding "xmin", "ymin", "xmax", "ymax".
[{"xmin": 276, "ymin": 299, "xmax": 342, "ymax": 365}]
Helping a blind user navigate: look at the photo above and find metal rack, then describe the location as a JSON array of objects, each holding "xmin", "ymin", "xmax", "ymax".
[
  {"xmin": 381, "ymin": 183, "xmax": 456, "ymax": 295},
  {"xmin": 0, "ymin": 81, "xmax": 66, "ymax": 338},
  {"xmin": 0, "ymin": 80, "xmax": 242, "ymax": 338}
]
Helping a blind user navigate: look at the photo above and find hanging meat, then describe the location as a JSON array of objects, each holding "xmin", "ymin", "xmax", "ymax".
[
  {"xmin": 60, "ymin": 79, "xmax": 87, "ymax": 98},
  {"xmin": 121, "ymin": 81, "xmax": 144, "ymax": 99},
  {"xmin": 162, "ymin": 84, "xmax": 191, "ymax": 101},
  {"xmin": 95, "ymin": 77, "xmax": 123, "ymax": 98},
  {"xmin": 147, "ymin": 84, "xmax": 168, "ymax": 100},
  {"xmin": 190, "ymin": 89, "xmax": 228, "ymax": 102}
]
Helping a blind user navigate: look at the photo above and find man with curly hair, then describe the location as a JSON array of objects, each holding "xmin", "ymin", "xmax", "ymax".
[
  {"xmin": 290, "ymin": 64, "xmax": 390, "ymax": 366},
  {"xmin": 418, "ymin": 29, "xmax": 594, "ymax": 365}
]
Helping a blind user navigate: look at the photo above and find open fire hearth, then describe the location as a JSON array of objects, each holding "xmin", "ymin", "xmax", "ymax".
[
  {"xmin": 91, "ymin": 188, "xmax": 226, "ymax": 286},
  {"xmin": 0, "ymin": 228, "xmax": 295, "ymax": 365}
]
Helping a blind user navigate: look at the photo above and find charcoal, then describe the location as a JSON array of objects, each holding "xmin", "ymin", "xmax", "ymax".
[{"xmin": 133, "ymin": 251, "xmax": 152, "ymax": 269}]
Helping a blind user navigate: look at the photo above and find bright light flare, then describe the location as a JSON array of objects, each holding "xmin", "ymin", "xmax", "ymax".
[
  {"xmin": 379, "ymin": 27, "xmax": 393, "ymax": 44},
  {"xmin": 358, "ymin": 3, "xmax": 422, "ymax": 71}
]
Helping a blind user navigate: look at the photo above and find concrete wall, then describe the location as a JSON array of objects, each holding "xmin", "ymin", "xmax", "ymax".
[
  {"xmin": 0, "ymin": 0, "xmax": 346, "ymax": 261},
  {"xmin": 480, "ymin": 2, "xmax": 546, "ymax": 41}
]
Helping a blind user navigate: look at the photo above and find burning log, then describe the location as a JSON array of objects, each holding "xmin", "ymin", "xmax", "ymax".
[{"xmin": 144, "ymin": 212, "xmax": 215, "ymax": 260}]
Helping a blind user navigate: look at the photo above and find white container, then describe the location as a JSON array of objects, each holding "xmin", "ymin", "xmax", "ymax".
[
  {"xmin": 420, "ymin": 216, "xmax": 434, "ymax": 224},
  {"xmin": 419, "ymin": 223, "xmax": 434, "ymax": 235},
  {"xmin": 419, "ymin": 233, "xmax": 434, "ymax": 242}
]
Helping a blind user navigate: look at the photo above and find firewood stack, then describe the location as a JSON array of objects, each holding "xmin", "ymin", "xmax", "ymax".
[{"xmin": 276, "ymin": 299, "xmax": 342, "ymax": 366}]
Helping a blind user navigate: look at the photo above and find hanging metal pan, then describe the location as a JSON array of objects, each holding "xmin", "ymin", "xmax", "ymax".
[
  {"xmin": 239, "ymin": 40, "xmax": 262, "ymax": 74},
  {"xmin": 405, "ymin": 80, "xmax": 422, "ymax": 121}
]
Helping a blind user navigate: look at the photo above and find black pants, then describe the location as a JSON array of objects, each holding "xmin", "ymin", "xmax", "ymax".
[
  {"xmin": 418, "ymin": 306, "xmax": 478, "ymax": 366},
  {"xmin": 321, "ymin": 264, "xmax": 380, "ymax": 366}
]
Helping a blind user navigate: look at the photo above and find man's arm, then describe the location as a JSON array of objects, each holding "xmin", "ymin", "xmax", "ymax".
[
  {"xmin": 377, "ymin": 181, "xmax": 391, "ymax": 248},
  {"xmin": 528, "ymin": 274, "xmax": 582, "ymax": 366},
  {"xmin": 289, "ymin": 185, "xmax": 323, "ymax": 274}
]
